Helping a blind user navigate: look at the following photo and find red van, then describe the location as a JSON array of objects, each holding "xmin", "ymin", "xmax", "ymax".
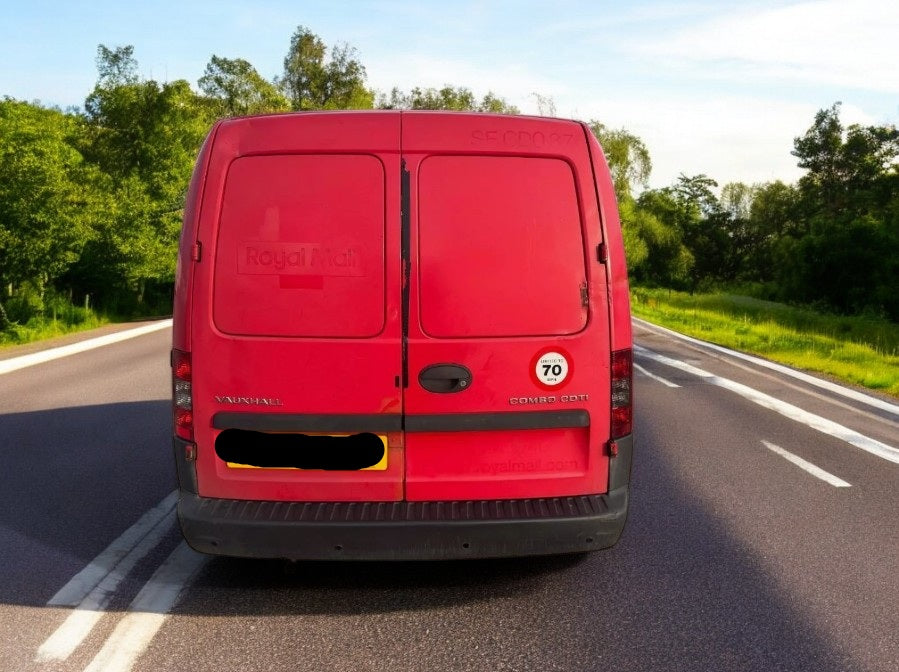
[{"xmin": 172, "ymin": 111, "xmax": 633, "ymax": 560}]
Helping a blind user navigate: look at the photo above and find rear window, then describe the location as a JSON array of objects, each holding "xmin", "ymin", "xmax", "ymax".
[
  {"xmin": 417, "ymin": 155, "xmax": 587, "ymax": 338},
  {"xmin": 213, "ymin": 154, "xmax": 386, "ymax": 338}
]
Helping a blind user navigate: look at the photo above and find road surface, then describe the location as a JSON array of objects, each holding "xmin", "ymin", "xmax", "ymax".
[{"xmin": 1, "ymin": 318, "xmax": 897, "ymax": 671}]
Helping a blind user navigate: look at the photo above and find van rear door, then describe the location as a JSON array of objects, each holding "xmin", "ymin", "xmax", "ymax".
[
  {"xmin": 190, "ymin": 113, "xmax": 404, "ymax": 502},
  {"xmin": 401, "ymin": 114, "xmax": 612, "ymax": 501}
]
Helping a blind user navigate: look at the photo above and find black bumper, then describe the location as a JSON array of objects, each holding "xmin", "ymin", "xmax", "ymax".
[{"xmin": 177, "ymin": 486, "xmax": 629, "ymax": 561}]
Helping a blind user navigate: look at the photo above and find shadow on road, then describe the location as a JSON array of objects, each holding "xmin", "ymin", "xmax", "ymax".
[
  {"xmin": 170, "ymin": 419, "xmax": 860, "ymax": 671},
  {"xmin": 0, "ymin": 401, "xmax": 175, "ymax": 607},
  {"xmin": 1, "ymin": 399, "xmax": 862, "ymax": 670}
]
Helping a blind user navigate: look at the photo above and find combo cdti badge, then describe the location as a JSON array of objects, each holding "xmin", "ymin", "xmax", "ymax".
[{"xmin": 171, "ymin": 111, "xmax": 634, "ymax": 560}]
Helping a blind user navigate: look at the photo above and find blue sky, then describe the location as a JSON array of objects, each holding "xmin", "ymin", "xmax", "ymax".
[{"xmin": 2, "ymin": 0, "xmax": 897, "ymax": 189}]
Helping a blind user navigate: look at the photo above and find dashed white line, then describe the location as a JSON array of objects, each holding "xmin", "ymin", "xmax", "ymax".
[
  {"xmin": 634, "ymin": 362, "xmax": 680, "ymax": 388},
  {"xmin": 635, "ymin": 344, "xmax": 899, "ymax": 465},
  {"xmin": 0, "ymin": 319, "xmax": 172, "ymax": 375},
  {"xmin": 762, "ymin": 441, "xmax": 852, "ymax": 488},
  {"xmin": 82, "ymin": 542, "xmax": 208, "ymax": 672}
]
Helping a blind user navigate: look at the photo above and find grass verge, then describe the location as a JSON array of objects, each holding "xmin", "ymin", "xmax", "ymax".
[
  {"xmin": 0, "ymin": 312, "xmax": 110, "ymax": 348},
  {"xmin": 631, "ymin": 287, "xmax": 899, "ymax": 398}
]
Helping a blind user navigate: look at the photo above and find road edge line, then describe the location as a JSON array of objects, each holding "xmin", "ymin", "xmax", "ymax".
[
  {"xmin": 0, "ymin": 319, "xmax": 172, "ymax": 375},
  {"xmin": 633, "ymin": 317, "xmax": 899, "ymax": 418},
  {"xmin": 636, "ymin": 345, "xmax": 899, "ymax": 465}
]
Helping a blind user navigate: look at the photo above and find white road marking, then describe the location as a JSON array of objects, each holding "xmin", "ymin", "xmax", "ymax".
[
  {"xmin": 634, "ymin": 362, "xmax": 680, "ymax": 388},
  {"xmin": 762, "ymin": 441, "xmax": 852, "ymax": 488},
  {"xmin": 47, "ymin": 491, "xmax": 177, "ymax": 607},
  {"xmin": 82, "ymin": 542, "xmax": 207, "ymax": 672},
  {"xmin": 0, "ymin": 319, "xmax": 172, "ymax": 375},
  {"xmin": 634, "ymin": 317, "xmax": 899, "ymax": 418},
  {"xmin": 636, "ymin": 344, "xmax": 899, "ymax": 465},
  {"xmin": 36, "ymin": 501, "xmax": 177, "ymax": 662}
]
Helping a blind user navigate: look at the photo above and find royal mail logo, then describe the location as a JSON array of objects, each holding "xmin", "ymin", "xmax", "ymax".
[{"xmin": 238, "ymin": 243, "xmax": 363, "ymax": 276}]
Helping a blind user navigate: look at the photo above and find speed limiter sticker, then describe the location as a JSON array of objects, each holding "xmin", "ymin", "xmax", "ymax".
[{"xmin": 531, "ymin": 347, "xmax": 573, "ymax": 390}]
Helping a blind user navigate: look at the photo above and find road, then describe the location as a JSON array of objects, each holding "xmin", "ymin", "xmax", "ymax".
[{"xmin": 1, "ymin": 319, "xmax": 897, "ymax": 672}]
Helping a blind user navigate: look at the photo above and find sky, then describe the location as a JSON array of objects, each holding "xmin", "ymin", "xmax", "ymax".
[{"xmin": 2, "ymin": 0, "xmax": 897, "ymax": 190}]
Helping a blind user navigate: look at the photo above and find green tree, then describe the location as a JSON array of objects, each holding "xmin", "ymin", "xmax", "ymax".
[
  {"xmin": 0, "ymin": 98, "xmax": 107, "ymax": 318},
  {"xmin": 280, "ymin": 26, "xmax": 374, "ymax": 110},
  {"xmin": 793, "ymin": 102, "xmax": 899, "ymax": 219},
  {"xmin": 199, "ymin": 55, "xmax": 289, "ymax": 117},
  {"xmin": 744, "ymin": 180, "xmax": 800, "ymax": 283},
  {"xmin": 633, "ymin": 188, "xmax": 694, "ymax": 287},
  {"xmin": 588, "ymin": 122, "xmax": 652, "ymax": 201},
  {"xmin": 377, "ymin": 85, "xmax": 518, "ymax": 113},
  {"xmin": 788, "ymin": 103, "xmax": 899, "ymax": 317},
  {"xmin": 71, "ymin": 45, "xmax": 211, "ymax": 309}
]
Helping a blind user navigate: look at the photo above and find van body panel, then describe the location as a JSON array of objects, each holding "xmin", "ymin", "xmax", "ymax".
[
  {"xmin": 173, "ymin": 111, "xmax": 632, "ymax": 558},
  {"xmin": 585, "ymin": 131, "xmax": 633, "ymax": 353},
  {"xmin": 212, "ymin": 153, "xmax": 386, "ymax": 338},
  {"xmin": 416, "ymin": 154, "xmax": 586, "ymax": 338},
  {"xmin": 188, "ymin": 112, "xmax": 404, "ymax": 502},
  {"xmin": 401, "ymin": 114, "xmax": 610, "ymax": 501}
]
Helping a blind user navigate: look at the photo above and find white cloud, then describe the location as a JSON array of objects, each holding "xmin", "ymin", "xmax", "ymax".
[
  {"xmin": 638, "ymin": 0, "xmax": 899, "ymax": 93},
  {"xmin": 566, "ymin": 93, "xmax": 876, "ymax": 189}
]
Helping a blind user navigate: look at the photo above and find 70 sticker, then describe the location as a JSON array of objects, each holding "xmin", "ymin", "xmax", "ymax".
[{"xmin": 530, "ymin": 347, "xmax": 573, "ymax": 390}]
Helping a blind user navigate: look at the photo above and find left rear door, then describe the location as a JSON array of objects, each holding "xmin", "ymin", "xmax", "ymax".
[{"xmin": 190, "ymin": 113, "xmax": 404, "ymax": 502}]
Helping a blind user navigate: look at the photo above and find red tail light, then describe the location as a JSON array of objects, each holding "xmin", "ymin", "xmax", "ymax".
[
  {"xmin": 172, "ymin": 349, "xmax": 193, "ymax": 441},
  {"xmin": 611, "ymin": 348, "xmax": 632, "ymax": 439}
]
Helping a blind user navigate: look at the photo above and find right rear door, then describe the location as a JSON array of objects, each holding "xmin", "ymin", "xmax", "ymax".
[{"xmin": 401, "ymin": 113, "xmax": 612, "ymax": 501}]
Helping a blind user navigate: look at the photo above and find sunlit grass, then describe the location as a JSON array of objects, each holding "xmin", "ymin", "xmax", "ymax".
[
  {"xmin": 631, "ymin": 287, "xmax": 899, "ymax": 398},
  {"xmin": 0, "ymin": 311, "xmax": 109, "ymax": 348}
]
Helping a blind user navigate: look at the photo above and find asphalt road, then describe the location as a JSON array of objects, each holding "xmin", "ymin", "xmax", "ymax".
[{"xmin": 1, "ymin": 319, "xmax": 897, "ymax": 672}]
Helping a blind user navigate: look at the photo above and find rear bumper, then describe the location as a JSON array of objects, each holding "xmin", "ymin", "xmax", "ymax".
[{"xmin": 177, "ymin": 486, "xmax": 629, "ymax": 561}]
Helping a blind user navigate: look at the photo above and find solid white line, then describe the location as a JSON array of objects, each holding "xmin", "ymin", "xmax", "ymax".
[
  {"xmin": 635, "ymin": 344, "xmax": 899, "ymax": 465},
  {"xmin": 47, "ymin": 491, "xmax": 177, "ymax": 607},
  {"xmin": 36, "ymin": 507, "xmax": 177, "ymax": 662},
  {"xmin": 0, "ymin": 319, "xmax": 172, "ymax": 375},
  {"xmin": 634, "ymin": 362, "xmax": 680, "ymax": 388},
  {"xmin": 762, "ymin": 441, "xmax": 852, "ymax": 488},
  {"xmin": 633, "ymin": 317, "xmax": 899, "ymax": 418},
  {"xmin": 82, "ymin": 542, "xmax": 207, "ymax": 672}
]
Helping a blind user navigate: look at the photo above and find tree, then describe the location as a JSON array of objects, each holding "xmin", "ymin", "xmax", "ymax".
[
  {"xmin": 0, "ymin": 99, "xmax": 106, "ymax": 314},
  {"xmin": 787, "ymin": 103, "xmax": 899, "ymax": 317},
  {"xmin": 377, "ymin": 85, "xmax": 519, "ymax": 113},
  {"xmin": 633, "ymin": 189, "xmax": 694, "ymax": 287},
  {"xmin": 95, "ymin": 45, "xmax": 139, "ymax": 86},
  {"xmin": 71, "ymin": 45, "xmax": 212, "ymax": 309},
  {"xmin": 793, "ymin": 102, "xmax": 899, "ymax": 219},
  {"xmin": 532, "ymin": 93, "xmax": 556, "ymax": 117},
  {"xmin": 588, "ymin": 122, "xmax": 652, "ymax": 201},
  {"xmin": 280, "ymin": 26, "xmax": 374, "ymax": 110},
  {"xmin": 742, "ymin": 181, "xmax": 800, "ymax": 283},
  {"xmin": 199, "ymin": 56, "xmax": 289, "ymax": 117}
]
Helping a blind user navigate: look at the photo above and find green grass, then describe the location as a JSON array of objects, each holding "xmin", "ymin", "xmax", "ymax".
[
  {"xmin": 0, "ymin": 309, "xmax": 110, "ymax": 348},
  {"xmin": 631, "ymin": 287, "xmax": 899, "ymax": 398}
]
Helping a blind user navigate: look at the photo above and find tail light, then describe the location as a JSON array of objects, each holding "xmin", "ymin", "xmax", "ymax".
[
  {"xmin": 610, "ymin": 348, "xmax": 632, "ymax": 439},
  {"xmin": 172, "ymin": 349, "xmax": 193, "ymax": 441}
]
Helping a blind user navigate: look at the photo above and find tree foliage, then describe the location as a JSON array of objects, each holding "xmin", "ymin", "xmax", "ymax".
[
  {"xmin": 0, "ymin": 99, "xmax": 107, "ymax": 305},
  {"xmin": 280, "ymin": 26, "xmax": 374, "ymax": 110},
  {"xmin": 377, "ymin": 85, "xmax": 519, "ymax": 113},
  {"xmin": 199, "ymin": 56, "xmax": 289, "ymax": 117},
  {"xmin": 589, "ymin": 122, "xmax": 652, "ymax": 201},
  {"xmin": 2, "ymin": 27, "xmax": 897, "ymax": 332}
]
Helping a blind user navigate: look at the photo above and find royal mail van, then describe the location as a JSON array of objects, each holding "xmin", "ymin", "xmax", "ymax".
[{"xmin": 171, "ymin": 111, "xmax": 633, "ymax": 560}]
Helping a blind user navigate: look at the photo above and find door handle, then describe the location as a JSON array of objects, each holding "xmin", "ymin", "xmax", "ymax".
[{"xmin": 418, "ymin": 364, "xmax": 472, "ymax": 394}]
